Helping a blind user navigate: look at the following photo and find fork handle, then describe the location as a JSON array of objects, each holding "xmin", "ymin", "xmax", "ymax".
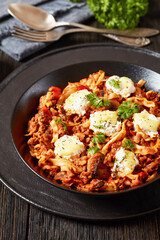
[
  {"xmin": 60, "ymin": 29, "xmax": 150, "ymax": 47},
  {"xmin": 55, "ymin": 21, "xmax": 159, "ymax": 38}
]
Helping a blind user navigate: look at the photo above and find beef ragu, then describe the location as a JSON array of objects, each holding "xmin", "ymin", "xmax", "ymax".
[{"xmin": 26, "ymin": 70, "xmax": 160, "ymax": 192}]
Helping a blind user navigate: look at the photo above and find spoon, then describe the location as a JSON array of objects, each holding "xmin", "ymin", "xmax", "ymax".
[{"xmin": 8, "ymin": 3, "xmax": 159, "ymax": 38}]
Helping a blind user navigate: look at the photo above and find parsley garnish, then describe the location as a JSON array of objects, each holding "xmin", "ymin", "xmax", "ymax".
[
  {"xmin": 109, "ymin": 79, "xmax": 120, "ymax": 89},
  {"xmin": 93, "ymin": 125, "xmax": 103, "ymax": 129},
  {"xmin": 117, "ymin": 101, "xmax": 139, "ymax": 119},
  {"xmin": 55, "ymin": 118, "xmax": 67, "ymax": 130},
  {"xmin": 92, "ymin": 133, "xmax": 105, "ymax": 144},
  {"xmin": 87, "ymin": 93, "xmax": 110, "ymax": 108},
  {"xmin": 121, "ymin": 139, "xmax": 135, "ymax": 150},
  {"xmin": 88, "ymin": 133, "xmax": 106, "ymax": 155},
  {"xmin": 87, "ymin": 145, "xmax": 100, "ymax": 156}
]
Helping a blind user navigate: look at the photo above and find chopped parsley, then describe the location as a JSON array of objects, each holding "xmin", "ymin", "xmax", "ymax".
[
  {"xmin": 92, "ymin": 133, "xmax": 105, "ymax": 144},
  {"xmin": 93, "ymin": 125, "xmax": 104, "ymax": 129},
  {"xmin": 87, "ymin": 0, "xmax": 149, "ymax": 30},
  {"xmin": 87, "ymin": 145, "xmax": 100, "ymax": 156},
  {"xmin": 109, "ymin": 79, "xmax": 120, "ymax": 89},
  {"xmin": 55, "ymin": 118, "xmax": 67, "ymax": 130},
  {"xmin": 117, "ymin": 101, "xmax": 139, "ymax": 119},
  {"xmin": 121, "ymin": 139, "xmax": 135, "ymax": 150},
  {"xmin": 87, "ymin": 93, "xmax": 110, "ymax": 108},
  {"xmin": 88, "ymin": 133, "xmax": 105, "ymax": 155}
]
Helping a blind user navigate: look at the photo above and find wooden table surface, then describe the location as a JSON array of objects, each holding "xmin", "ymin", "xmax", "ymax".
[{"xmin": 1, "ymin": 1, "xmax": 160, "ymax": 239}]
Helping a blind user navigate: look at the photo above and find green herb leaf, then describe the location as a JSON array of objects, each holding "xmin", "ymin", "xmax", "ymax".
[
  {"xmin": 109, "ymin": 79, "xmax": 120, "ymax": 89},
  {"xmin": 87, "ymin": 93, "xmax": 110, "ymax": 108},
  {"xmin": 87, "ymin": 0, "xmax": 149, "ymax": 30},
  {"xmin": 55, "ymin": 118, "xmax": 67, "ymax": 130},
  {"xmin": 103, "ymin": 99, "xmax": 111, "ymax": 107},
  {"xmin": 92, "ymin": 133, "xmax": 105, "ymax": 144},
  {"xmin": 87, "ymin": 145, "xmax": 100, "ymax": 156},
  {"xmin": 121, "ymin": 139, "xmax": 135, "ymax": 150},
  {"xmin": 93, "ymin": 125, "xmax": 104, "ymax": 129},
  {"xmin": 117, "ymin": 101, "xmax": 139, "ymax": 119}
]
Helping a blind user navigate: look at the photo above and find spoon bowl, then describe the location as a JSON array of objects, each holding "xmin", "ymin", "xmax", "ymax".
[
  {"xmin": 8, "ymin": 3, "xmax": 159, "ymax": 37},
  {"xmin": 8, "ymin": 3, "xmax": 58, "ymax": 31}
]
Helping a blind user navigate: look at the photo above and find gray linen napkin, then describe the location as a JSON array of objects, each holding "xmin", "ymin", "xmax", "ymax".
[{"xmin": 0, "ymin": 0, "xmax": 93, "ymax": 61}]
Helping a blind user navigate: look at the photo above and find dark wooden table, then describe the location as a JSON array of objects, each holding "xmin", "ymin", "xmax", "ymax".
[{"xmin": 1, "ymin": 1, "xmax": 160, "ymax": 239}]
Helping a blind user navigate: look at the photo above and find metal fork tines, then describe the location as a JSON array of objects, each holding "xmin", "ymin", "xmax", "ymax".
[
  {"xmin": 12, "ymin": 26, "xmax": 150, "ymax": 47},
  {"xmin": 12, "ymin": 26, "xmax": 48, "ymax": 41},
  {"xmin": 13, "ymin": 26, "xmax": 87, "ymax": 42}
]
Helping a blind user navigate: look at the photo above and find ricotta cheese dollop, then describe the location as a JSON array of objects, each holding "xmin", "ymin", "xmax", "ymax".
[
  {"xmin": 133, "ymin": 109, "xmax": 160, "ymax": 137},
  {"xmin": 106, "ymin": 75, "xmax": 135, "ymax": 98},
  {"xmin": 112, "ymin": 147, "xmax": 139, "ymax": 177},
  {"xmin": 64, "ymin": 89, "xmax": 90, "ymax": 115},
  {"xmin": 54, "ymin": 135, "xmax": 85, "ymax": 158},
  {"xmin": 89, "ymin": 110, "xmax": 121, "ymax": 136}
]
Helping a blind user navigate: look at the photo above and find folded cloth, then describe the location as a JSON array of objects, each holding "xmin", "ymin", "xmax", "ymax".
[{"xmin": 0, "ymin": 0, "xmax": 93, "ymax": 61}]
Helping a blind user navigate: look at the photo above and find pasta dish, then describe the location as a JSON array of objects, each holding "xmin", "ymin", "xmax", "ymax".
[{"xmin": 26, "ymin": 70, "xmax": 160, "ymax": 192}]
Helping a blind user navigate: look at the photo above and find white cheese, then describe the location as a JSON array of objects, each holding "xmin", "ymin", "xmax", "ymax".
[
  {"xmin": 89, "ymin": 110, "xmax": 121, "ymax": 136},
  {"xmin": 133, "ymin": 110, "xmax": 160, "ymax": 137},
  {"xmin": 106, "ymin": 75, "xmax": 135, "ymax": 98},
  {"xmin": 54, "ymin": 135, "xmax": 85, "ymax": 158},
  {"xmin": 112, "ymin": 147, "xmax": 139, "ymax": 177},
  {"xmin": 64, "ymin": 89, "xmax": 90, "ymax": 115}
]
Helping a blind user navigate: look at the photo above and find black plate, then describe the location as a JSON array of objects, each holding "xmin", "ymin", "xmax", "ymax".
[{"xmin": 1, "ymin": 43, "xmax": 160, "ymax": 221}]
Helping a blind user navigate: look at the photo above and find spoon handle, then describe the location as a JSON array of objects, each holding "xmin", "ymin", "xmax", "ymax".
[
  {"xmin": 55, "ymin": 21, "xmax": 159, "ymax": 38},
  {"xmin": 61, "ymin": 29, "xmax": 150, "ymax": 47},
  {"xmin": 49, "ymin": 28, "xmax": 150, "ymax": 47}
]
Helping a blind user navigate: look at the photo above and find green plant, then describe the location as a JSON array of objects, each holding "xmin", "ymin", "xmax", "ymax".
[{"xmin": 87, "ymin": 0, "xmax": 149, "ymax": 29}]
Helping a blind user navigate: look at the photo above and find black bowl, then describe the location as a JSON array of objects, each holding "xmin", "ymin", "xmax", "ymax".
[
  {"xmin": 1, "ymin": 44, "xmax": 160, "ymax": 220},
  {"xmin": 11, "ymin": 60, "xmax": 160, "ymax": 194}
]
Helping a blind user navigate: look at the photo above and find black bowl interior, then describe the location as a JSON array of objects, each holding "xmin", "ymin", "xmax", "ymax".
[{"xmin": 11, "ymin": 61, "xmax": 160, "ymax": 193}]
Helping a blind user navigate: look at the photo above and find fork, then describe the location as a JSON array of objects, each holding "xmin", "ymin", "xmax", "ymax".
[{"xmin": 12, "ymin": 26, "xmax": 150, "ymax": 47}]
